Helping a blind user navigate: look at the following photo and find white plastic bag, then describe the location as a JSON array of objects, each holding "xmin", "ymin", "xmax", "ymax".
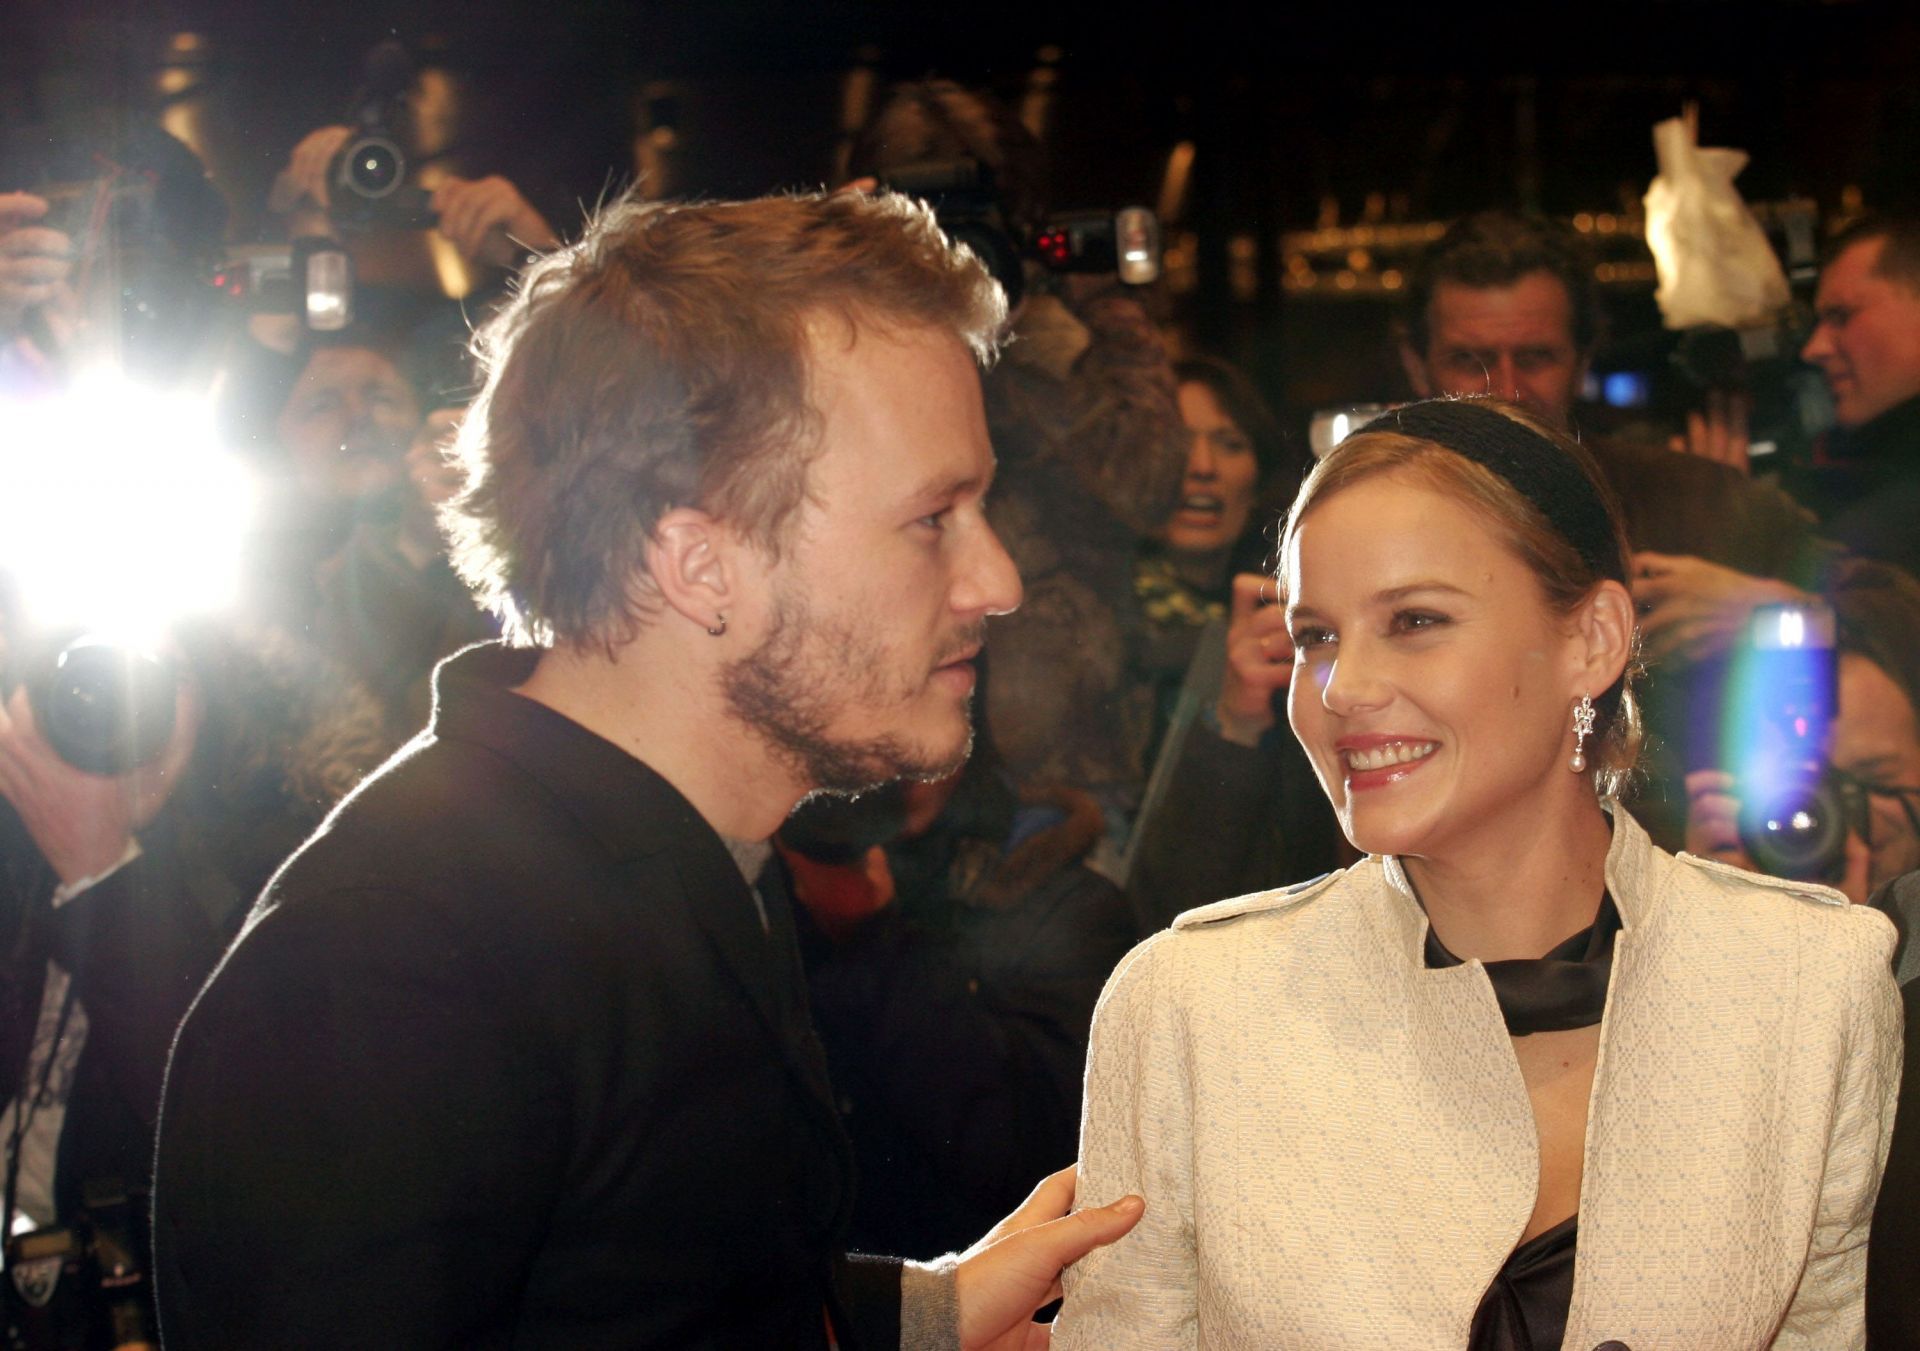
[{"xmin": 1643, "ymin": 107, "xmax": 1790, "ymax": 330}]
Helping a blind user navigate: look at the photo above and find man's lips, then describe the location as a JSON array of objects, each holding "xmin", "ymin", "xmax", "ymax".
[{"xmin": 931, "ymin": 643, "xmax": 983, "ymax": 689}]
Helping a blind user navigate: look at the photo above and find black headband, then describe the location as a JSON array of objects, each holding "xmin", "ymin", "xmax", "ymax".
[{"xmin": 1356, "ymin": 399, "xmax": 1625, "ymax": 584}]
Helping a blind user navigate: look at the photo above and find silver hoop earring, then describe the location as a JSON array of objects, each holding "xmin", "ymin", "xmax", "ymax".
[
  {"xmin": 706, "ymin": 614, "xmax": 727, "ymax": 638},
  {"xmin": 1570, "ymin": 693, "xmax": 1596, "ymax": 772}
]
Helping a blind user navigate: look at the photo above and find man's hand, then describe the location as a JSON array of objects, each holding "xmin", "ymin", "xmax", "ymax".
[
  {"xmin": 0, "ymin": 681, "xmax": 199, "ymax": 885},
  {"xmin": 1667, "ymin": 388, "xmax": 1751, "ymax": 476},
  {"xmin": 1631, "ymin": 551, "xmax": 1806, "ymax": 666},
  {"xmin": 0, "ymin": 192, "xmax": 76, "ymax": 340},
  {"xmin": 269, "ymin": 125, "xmax": 354, "ymax": 214},
  {"xmin": 1216, "ymin": 572, "xmax": 1291, "ymax": 747},
  {"xmin": 430, "ymin": 176, "xmax": 558, "ymax": 268},
  {"xmin": 954, "ymin": 1165, "xmax": 1143, "ymax": 1351},
  {"xmin": 1683, "ymin": 769, "xmax": 1754, "ymax": 869}
]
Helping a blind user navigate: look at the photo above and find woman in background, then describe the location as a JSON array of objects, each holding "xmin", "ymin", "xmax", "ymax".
[{"xmin": 1059, "ymin": 397, "xmax": 1899, "ymax": 1348}]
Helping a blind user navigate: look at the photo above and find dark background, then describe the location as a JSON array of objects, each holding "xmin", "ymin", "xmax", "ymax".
[{"xmin": 5, "ymin": 0, "xmax": 1917, "ymax": 421}]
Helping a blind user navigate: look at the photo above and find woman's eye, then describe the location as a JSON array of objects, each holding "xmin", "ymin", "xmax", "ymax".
[
  {"xmin": 1392, "ymin": 610, "xmax": 1448, "ymax": 634},
  {"xmin": 1290, "ymin": 626, "xmax": 1333, "ymax": 649}
]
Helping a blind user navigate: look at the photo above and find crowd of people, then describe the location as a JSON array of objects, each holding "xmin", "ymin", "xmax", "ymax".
[{"xmin": 1, "ymin": 68, "xmax": 1919, "ymax": 1348}]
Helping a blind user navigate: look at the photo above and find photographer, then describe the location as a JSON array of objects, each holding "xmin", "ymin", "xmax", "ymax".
[
  {"xmin": 272, "ymin": 123, "xmax": 559, "ymax": 271},
  {"xmin": 0, "ymin": 596, "xmax": 385, "ymax": 1343},
  {"xmin": 1682, "ymin": 563, "xmax": 1920, "ymax": 913},
  {"xmin": 774, "ymin": 735, "xmax": 1136, "ymax": 1259}
]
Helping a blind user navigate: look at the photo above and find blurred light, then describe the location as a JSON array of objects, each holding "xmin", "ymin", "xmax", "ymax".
[
  {"xmin": 424, "ymin": 231, "xmax": 475, "ymax": 300},
  {"xmin": 0, "ymin": 374, "xmax": 256, "ymax": 640},
  {"xmin": 1228, "ymin": 233, "xmax": 1259, "ymax": 303},
  {"xmin": 1601, "ymin": 371, "xmax": 1650, "ymax": 408},
  {"xmin": 1157, "ymin": 140, "xmax": 1196, "ymax": 225},
  {"xmin": 1777, "ymin": 609, "xmax": 1806, "ymax": 649},
  {"xmin": 169, "ymin": 31, "xmax": 204, "ymax": 53},
  {"xmin": 1380, "ymin": 269, "xmax": 1403, "ymax": 290},
  {"xmin": 303, "ymin": 249, "xmax": 353, "ymax": 330}
]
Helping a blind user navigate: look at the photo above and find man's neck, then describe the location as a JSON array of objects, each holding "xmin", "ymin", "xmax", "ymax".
[
  {"xmin": 514, "ymin": 639, "xmax": 804, "ymax": 842},
  {"xmin": 1836, "ymin": 391, "xmax": 1920, "ymax": 462}
]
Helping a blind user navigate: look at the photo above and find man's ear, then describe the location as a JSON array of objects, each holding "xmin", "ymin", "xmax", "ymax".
[
  {"xmin": 644, "ymin": 507, "xmax": 740, "ymax": 636},
  {"xmin": 1575, "ymin": 579, "xmax": 1635, "ymax": 696}
]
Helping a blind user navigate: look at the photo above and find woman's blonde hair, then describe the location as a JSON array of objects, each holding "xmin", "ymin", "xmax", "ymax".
[{"xmin": 1278, "ymin": 399, "xmax": 1642, "ymax": 799}]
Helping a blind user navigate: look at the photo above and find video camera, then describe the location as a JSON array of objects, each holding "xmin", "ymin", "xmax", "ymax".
[
  {"xmin": 878, "ymin": 159, "xmax": 1160, "ymax": 309},
  {"xmin": 325, "ymin": 40, "xmax": 436, "ymax": 234}
]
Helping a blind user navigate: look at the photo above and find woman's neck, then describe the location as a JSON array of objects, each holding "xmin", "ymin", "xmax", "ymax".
[
  {"xmin": 1162, "ymin": 543, "xmax": 1234, "ymax": 594},
  {"xmin": 1403, "ymin": 797, "xmax": 1615, "ymax": 963}
]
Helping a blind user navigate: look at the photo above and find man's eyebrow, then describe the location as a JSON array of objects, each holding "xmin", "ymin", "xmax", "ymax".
[
  {"xmin": 900, "ymin": 461, "xmax": 996, "ymax": 511},
  {"xmin": 1847, "ymin": 754, "xmax": 1910, "ymax": 782}
]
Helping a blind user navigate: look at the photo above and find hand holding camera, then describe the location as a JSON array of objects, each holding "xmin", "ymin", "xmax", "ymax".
[
  {"xmin": 1215, "ymin": 572, "xmax": 1292, "ymax": 747},
  {"xmin": 429, "ymin": 175, "xmax": 558, "ymax": 268},
  {"xmin": 1631, "ymin": 550, "xmax": 1808, "ymax": 665},
  {"xmin": 1685, "ymin": 768, "xmax": 1874, "ymax": 902},
  {"xmin": 0, "ymin": 673, "xmax": 198, "ymax": 886},
  {"xmin": 0, "ymin": 192, "xmax": 76, "ymax": 342}
]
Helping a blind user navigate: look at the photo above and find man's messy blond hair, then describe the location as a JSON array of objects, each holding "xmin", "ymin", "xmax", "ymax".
[{"xmin": 444, "ymin": 189, "xmax": 1007, "ymax": 648}]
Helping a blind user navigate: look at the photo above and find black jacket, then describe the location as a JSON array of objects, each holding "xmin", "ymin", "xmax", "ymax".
[{"xmin": 153, "ymin": 644, "xmax": 899, "ymax": 1349}]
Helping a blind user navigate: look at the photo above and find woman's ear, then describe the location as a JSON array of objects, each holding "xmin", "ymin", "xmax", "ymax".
[
  {"xmin": 644, "ymin": 508, "xmax": 738, "ymax": 637},
  {"xmin": 1576, "ymin": 578, "xmax": 1636, "ymax": 695}
]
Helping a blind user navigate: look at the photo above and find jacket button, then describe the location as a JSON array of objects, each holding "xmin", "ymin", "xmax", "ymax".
[{"xmin": 1593, "ymin": 1342, "xmax": 1630, "ymax": 1351}]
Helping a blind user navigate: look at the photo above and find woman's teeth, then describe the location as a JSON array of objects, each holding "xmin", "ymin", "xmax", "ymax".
[
  {"xmin": 1345, "ymin": 741, "xmax": 1437, "ymax": 772},
  {"xmin": 1181, "ymin": 494, "xmax": 1222, "ymax": 512}
]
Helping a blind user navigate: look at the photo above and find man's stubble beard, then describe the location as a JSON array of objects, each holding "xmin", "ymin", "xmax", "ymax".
[{"xmin": 720, "ymin": 585, "xmax": 981, "ymax": 797}]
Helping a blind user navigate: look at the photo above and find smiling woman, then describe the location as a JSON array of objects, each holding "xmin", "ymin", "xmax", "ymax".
[{"xmin": 1057, "ymin": 397, "xmax": 1902, "ymax": 1350}]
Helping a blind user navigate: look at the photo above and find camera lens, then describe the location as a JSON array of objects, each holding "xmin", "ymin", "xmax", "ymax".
[
  {"xmin": 29, "ymin": 639, "xmax": 178, "ymax": 776},
  {"xmin": 1737, "ymin": 777, "xmax": 1849, "ymax": 881},
  {"xmin": 339, "ymin": 136, "xmax": 405, "ymax": 200}
]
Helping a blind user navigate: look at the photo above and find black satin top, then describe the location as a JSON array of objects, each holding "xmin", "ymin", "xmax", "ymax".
[{"xmin": 1424, "ymin": 895, "xmax": 1622, "ymax": 1351}]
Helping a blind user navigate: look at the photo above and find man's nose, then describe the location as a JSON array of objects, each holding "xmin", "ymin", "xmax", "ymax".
[
  {"xmin": 1490, "ymin": 356, "xmax": 1523, "ymax": 404},
  {"xmin": 959, "ymin": 518, "xmax": 1023, "ymax": 618},
  {"xmin": 1801, "ymin": 322, "xmax": 1835, "ymax": 367}
]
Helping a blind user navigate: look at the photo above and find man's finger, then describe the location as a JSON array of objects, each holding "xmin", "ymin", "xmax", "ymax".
[
  {"xmin": 1008, "ymin": 1194, "xmax": 1144, "ymax": 1275},
  {"xmin": 0, "ymin": 192, "xmax": 50, "ymax": 225}
]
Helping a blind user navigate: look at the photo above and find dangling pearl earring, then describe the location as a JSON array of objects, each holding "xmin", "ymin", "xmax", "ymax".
[{"xmin": 1570, "ymin": 693, "xmax": 1596, "ymax": 772}]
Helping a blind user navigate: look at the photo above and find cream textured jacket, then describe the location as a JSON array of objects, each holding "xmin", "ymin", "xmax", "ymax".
[{"xmin": 1056, "ymin": 810, "xmax": 1901, "ymax": 1350}]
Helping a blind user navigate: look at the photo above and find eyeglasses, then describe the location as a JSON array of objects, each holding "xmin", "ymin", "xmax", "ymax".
[{"xmin": 1832, "ymin": 770, "xmax": 1920, "ymax": 856}]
